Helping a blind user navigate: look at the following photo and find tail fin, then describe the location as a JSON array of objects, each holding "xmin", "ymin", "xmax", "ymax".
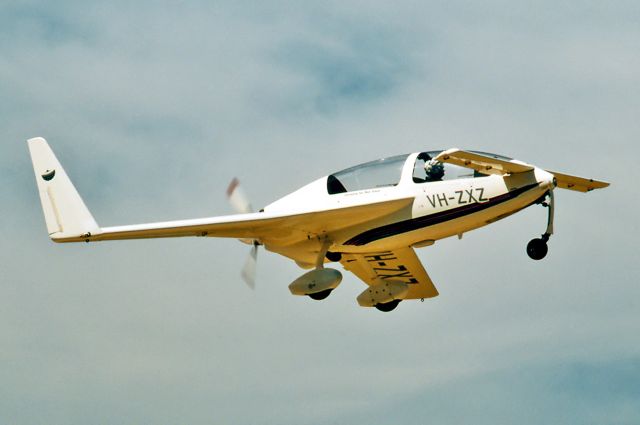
[{"xmin": 27, "ymin": 137, "xmax": 100, "ymax": 241}]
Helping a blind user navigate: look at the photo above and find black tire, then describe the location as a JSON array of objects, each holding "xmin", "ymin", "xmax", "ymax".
[
  {"xmin": 375, "ymin": 299, "xmax": 401, "ymax": 312},
  {"xmin": 308, "ymin": 289, "xmax": 333, "ymax": 300},
  {"xmin": 527, "ymin": 238, "xmax": 548, "ymax": 260}
]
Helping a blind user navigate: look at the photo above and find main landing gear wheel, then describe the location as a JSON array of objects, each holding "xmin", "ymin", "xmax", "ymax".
[
  {"xmin": 375, "ymin": 299, "xmax": 401, "ymax": 312},
  {"xmin": 325, "ymin": 251, "xmax": 342, "ymax": 262},
  {"xmin": 308, "ymin": 289, "xmax": 333, "ymax": 300}
]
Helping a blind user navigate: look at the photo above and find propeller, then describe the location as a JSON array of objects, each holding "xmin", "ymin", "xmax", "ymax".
[
  {"xmin": 241, "ymin": 241, "xmax": 259, "ymax": 289},
  {"xmin": 226, "ymin": 177, "xmax": 253, "ymax": 214},
  {"xmin": 226, "ymin": 178, "xmax": 260, "ymax": 289}
]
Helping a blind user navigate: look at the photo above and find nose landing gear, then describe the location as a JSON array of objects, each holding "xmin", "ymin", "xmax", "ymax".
[{"xmin": 527, "ymin": 191, "xmax": 554, "ymax": 260}]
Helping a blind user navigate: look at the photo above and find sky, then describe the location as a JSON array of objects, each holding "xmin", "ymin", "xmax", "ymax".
[{"xmin": 1, "ymin": 0, "xmax": 639, "ymax": 423}]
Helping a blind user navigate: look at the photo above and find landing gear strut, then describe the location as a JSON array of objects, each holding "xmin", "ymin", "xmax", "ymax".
[
  {"xmin": 527, "ymin": 191, "xmax": 554, "ymax": 260},
  {"xmin": 303, "ymin": 237, "xmax": 341, "ymax": 301}
]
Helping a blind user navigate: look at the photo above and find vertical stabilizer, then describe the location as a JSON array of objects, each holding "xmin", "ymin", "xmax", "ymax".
[{"xmin": 27, "ymin": 137, "xmax": 100, "ymax": 240}]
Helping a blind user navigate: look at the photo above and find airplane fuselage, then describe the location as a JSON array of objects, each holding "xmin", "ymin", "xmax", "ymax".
[{"xmin": 262, "ymin": 152, "xmax": 555, "ymax": 267}]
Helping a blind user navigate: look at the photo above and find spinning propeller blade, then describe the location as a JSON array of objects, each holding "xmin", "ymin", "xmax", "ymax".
[
  {"xmin": 241, "ymin": 242, "xmax": 259, "ymax": 290},
  {"xmin": 227, "ymin": 178, "xmax": 260, "ymax": 288},
  {"xmin": 226, "ymin": 177, "xmax": 253, "ymax": 214}
]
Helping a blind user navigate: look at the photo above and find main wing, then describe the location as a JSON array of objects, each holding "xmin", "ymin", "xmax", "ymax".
[
  {"xmin": 340, "ymin": 247, "xmax": 439, "ymax": 300},
  {"xmin": 76, "ymin": 198, "xmax": 414, "ymax": 243}
]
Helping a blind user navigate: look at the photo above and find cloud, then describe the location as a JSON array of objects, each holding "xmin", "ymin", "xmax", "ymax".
[
  {"xmin": 1, "ymin": 1, "xmax": 639, "ymax": 424},
  {"xmin": 272, "ymin": 21, "xmax": 418, "ymax": 114},
  {"xmin": 342, "ymin": 357, "xmax": 640, "ymax": 425}
]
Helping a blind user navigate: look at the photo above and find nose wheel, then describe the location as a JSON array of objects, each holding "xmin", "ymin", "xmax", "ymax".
[
  {"xmin": 527, "ymin": 191, "xmax": 554, "ymax": 261},
  {"xmin": 527, "ymin": 234, "xmax": 549, "ymax": 260}
]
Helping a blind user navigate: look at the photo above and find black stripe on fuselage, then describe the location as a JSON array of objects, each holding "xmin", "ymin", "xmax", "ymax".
[{"xmin": 344, "ymin": 183, "xmax": 540, "ymax": 246}]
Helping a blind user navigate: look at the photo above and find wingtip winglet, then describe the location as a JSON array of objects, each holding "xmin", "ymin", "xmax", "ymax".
[{"xmin": 27, "ymin": 137, "xmax": 101, "ymax": 240}]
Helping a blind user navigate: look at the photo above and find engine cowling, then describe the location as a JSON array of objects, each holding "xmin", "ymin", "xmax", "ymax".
[{"xmin": 289, "ymin": 268, "xmax": 342, "ymax": 296}]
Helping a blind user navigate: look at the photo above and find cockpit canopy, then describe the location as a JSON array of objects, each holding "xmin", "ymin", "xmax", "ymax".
[
  {"xmin": 327, "ymin": 150, "xmax": 512, "ymax": 194},
  {"xmin": 327, "ymin": 154, "xmax": 409, "ymax": 194}
]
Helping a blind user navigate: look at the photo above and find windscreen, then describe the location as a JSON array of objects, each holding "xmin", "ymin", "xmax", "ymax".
[{"xmin": 327, "ymin": 154, "xmax": 409, "ymax": 194}]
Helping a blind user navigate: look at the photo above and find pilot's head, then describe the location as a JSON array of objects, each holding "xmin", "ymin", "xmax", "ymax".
[
  {"xmin": 424, "ymin": 159, "xmax": 444, "ymax": 180},
  {"xmin": 417, "ymin": 152, "xmax": 432, "ymax": 162}
]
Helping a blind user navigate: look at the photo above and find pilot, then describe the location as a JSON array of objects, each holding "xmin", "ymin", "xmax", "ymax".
[{"xmin": 424, "ymin": 158, "xmax": 445, "ymax": 181}]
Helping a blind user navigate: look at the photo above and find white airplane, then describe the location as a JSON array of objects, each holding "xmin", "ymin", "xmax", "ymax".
[{"xmin": 27, "ymin": 137, "xmax": 609, "ymax": 312}]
